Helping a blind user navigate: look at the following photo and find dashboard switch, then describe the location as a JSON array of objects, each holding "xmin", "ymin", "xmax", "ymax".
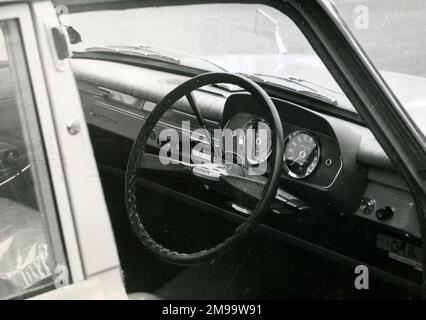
[
  {"xmin": 376, "ymin": 206, "xmax": 394, "ymax": 221},
  {"xmin": 359, "ymin": 197, "xmax": 375, "ymax": 215}
]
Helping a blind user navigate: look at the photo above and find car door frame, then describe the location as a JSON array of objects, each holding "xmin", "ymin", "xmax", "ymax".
[{"xmin": 0, "ymin": 1, "xmax": 126, "ymax": 299}]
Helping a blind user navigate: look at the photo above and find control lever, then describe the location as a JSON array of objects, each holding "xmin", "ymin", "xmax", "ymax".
[{"xmin": 275, "ymin": 188, "xmax": 310, "ymax": 212}]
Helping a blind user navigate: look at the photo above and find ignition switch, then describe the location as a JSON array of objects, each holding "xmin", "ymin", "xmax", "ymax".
[{"xmin": 359, "ymin": 197, "xmax": 375, "ymax": 215}]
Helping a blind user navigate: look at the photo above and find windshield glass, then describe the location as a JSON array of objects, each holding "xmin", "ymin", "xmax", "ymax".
[
  {"xmin": 333, "ymin": 0, "xmax": 426, "ymax": 130},
  {"xmin": 65, "ymin": 4, "xmax": 354, "ymax": 111}
]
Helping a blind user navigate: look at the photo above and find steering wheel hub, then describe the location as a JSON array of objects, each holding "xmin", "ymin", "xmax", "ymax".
[{"xmin": 192, "ymin": 163, "xmax": 230, "ymax": 181}]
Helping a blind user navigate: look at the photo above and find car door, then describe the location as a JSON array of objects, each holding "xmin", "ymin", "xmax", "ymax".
[{"xmin": 0, "ymin": 2, "xmax": 126, "ymax": 299}]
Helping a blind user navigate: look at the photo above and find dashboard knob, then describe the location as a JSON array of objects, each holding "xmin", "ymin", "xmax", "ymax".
[
  {"xmin": 359, "ymin": 197, "xmax": 375, "ymax": 215},
  {"xmin": 376, "ymin": 206, "xmax": 394, "ymax": 221}
]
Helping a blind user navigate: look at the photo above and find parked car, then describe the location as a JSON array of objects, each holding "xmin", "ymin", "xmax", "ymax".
[{"xmin": 1, "ymin": 0, "xmax": 426, "ymax": 299}]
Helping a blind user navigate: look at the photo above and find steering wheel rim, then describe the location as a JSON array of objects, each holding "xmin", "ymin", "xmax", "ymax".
[{"xmin": 125, "ymin": 72, "xmax": 284, "ymax": 265}]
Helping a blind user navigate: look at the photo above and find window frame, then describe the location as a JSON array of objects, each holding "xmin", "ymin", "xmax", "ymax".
[
  {"xmin": 0, "ymin": 2, "xmax": 85, "ymax": 298},
  {"xmin": 31, "ymin": 0, "xmax": 122, "ymax": 280},
  {"xmin": 0, "ymin": 18, "xmax": 69, "ymax": 299}
]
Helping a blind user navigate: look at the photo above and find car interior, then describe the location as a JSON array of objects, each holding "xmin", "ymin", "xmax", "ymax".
[
  {"xmin": 0, "ymin": 1, "xmax": 424, "ymax": 299},
  {"xmin": 68, "ymin": 6, "xmax": 424, "ymax": 296},
  {"xmin": 71, "ymin": 58, "xmax": 420, "ymax": 299}
]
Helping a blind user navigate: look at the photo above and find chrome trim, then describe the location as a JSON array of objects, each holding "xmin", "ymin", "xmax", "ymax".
[
  {"xmin": 90, "ymin": 100, "xmax": 221, "ymax": 146},
  {"xmin": 231, "ymin": 203, "xmax": 252, "ymax": 215},
  {"xmin": 283, "ymin": 130, "xmax": 321, "ymax": 179},
  {"xmin": 0, "ymin": 164, "xmax": 31, "ymax": 187},
  {"xmin": 241, "ymin": 117, "xmax": 272, "ymax": 165},
  {"xmin": 323, "ymin": 156, "xmax": 343, "ymax": 189}
]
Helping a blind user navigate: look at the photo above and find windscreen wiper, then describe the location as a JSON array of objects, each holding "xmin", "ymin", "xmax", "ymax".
[
  {"xmin": 82, "ymin": 45, "xmax": 232, "ymax": 73},
  {"xmin": 82, "ymin": 46, "xmax": 181, "ymax": 64},
  {"xmin": 254, "ymin": 73, "xmax": 344, "ymax": 95},
  {"xmin": 237, "ymin": 72, "xmax": 266, "ymax": 83},
  {"xmin": 296, "ymin": 90, "xmax": 338, "ymax": 105},
  {"xmin": 253, "ymin": 73, "xmax": 318, "ymax": 92},
  {"xmin": 243, "ymin": 72, "xmax": 338, "ymax": 105},
  {"xmin": 137, "ymin": 44, "xmax": 229, "ymax": 72}
]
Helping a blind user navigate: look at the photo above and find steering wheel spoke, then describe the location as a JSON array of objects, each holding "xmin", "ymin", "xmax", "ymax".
[{"xmin": 186, "ymin": 92, "xmax": 220, "ymax": 161}]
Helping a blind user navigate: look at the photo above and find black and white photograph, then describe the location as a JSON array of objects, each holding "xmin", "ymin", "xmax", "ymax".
[{"xmin": 1, "ymin": 0, "xmax": 426, "ymax": 305}]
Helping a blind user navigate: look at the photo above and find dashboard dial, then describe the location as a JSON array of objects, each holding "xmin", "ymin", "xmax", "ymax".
[
  {"xmin": 243, "ymin": 118, "xmax": 272, "ymax": 165},
  {"xmin": 283, "ymin": 131, "xmax": 320, "ymax": 179}
]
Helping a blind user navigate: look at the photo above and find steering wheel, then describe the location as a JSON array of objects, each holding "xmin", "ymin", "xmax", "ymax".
[{"xmin": 125, "ymin": 72, "xmax": 284, "ymax": 265}]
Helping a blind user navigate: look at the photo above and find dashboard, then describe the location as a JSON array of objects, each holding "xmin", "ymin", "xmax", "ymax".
[
  {"xmin": 71, "ymin": 58, "xmax": 419, "ymax": 231},
  {"xmin": 71, "ymin": 58, "xmax": 423, "ymax": 290}
]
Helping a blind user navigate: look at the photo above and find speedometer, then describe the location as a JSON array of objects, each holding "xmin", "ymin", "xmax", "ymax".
[{"xmin": 283, "ymin": 131, "xmax": 320, "ymax": 179}]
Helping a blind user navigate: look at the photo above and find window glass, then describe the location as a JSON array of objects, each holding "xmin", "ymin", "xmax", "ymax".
[
  {"xmin": 0, "ymin": 20, "xmax": 67, "ymax": 299},
  {"xmin": 67, "ymin": 4, "xmax": 354, "ymax": 111},
  {"xmin": 333, "ymin": 0, "xmax": 426, "ymax": 132}
]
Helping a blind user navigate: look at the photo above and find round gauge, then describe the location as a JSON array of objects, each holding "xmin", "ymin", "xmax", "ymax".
[
  {"xmin": 243, "ymin": 118, "xmax": 272, "ymax": 165},
  {"xmin": 283, "ymin": 131, "xmax": 320, "ymax": 179}
]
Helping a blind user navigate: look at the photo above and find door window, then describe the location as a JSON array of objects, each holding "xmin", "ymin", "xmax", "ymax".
[{"xmin": 0, "ymin": 19, "xmax": 67, "ymax": 299}]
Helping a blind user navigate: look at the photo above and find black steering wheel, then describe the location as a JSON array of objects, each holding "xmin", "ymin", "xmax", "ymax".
[{"xmin": 125, "ymin": 72, "xmax": 284, "ymax": 265}]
